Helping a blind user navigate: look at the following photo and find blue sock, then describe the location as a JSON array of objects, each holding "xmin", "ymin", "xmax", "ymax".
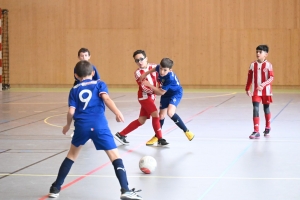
[
  {"xmin": 171, "ymin": 113, "xmax": 188, "ymax": 132},
  {"xmin": 112, "ymin": 158, "xmax": 129, "ymax": 191},
  {"xmin": 52, "ymin": 157, "xmax": 74, "ymax": 190},
  {"xmin": 160, "ymin": 119, "xmax": 165, "ymax": 128}
]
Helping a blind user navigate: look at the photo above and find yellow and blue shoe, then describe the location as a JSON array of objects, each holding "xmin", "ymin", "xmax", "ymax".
[
  {"xmin": 146, "ymin": 136, "xmax": 158, "ymax": 146},
  {"xmin": 185, "ymin": 130, "xmax": 194, "ymax": 141}
]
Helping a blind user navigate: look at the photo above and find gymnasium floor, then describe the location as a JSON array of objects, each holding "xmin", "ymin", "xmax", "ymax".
[{"xmin": 0, "ymin": 88, "xmax": 299, "ymax": 200}]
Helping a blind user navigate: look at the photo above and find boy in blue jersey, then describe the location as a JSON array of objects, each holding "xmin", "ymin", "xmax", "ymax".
[
  {"xmin": 49, "ymin": 60, "xmax": 142, "ymax": 200},
  {"xmin": 73, "ymin": 48, "xmax": 100, "ymax": 86},
  {"xmin": 140, "ymin": 58, "xmax": 195, "ymax": 142},
  {"xmin": 71, "ymin": 48, "xmax": 101, "ymax": 138}
]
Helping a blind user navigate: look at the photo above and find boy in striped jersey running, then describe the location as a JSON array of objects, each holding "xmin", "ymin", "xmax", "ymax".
[{"xmin": 245, "ymin": 45, "xmax": 274, "ymax": 139}]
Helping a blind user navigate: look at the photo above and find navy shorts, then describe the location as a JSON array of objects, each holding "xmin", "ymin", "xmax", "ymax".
[
  {"xmin": 160, "ymin": 92, "xmax": 182, "ymax": 109},
  {"xmin": 72, "ymin": 128, "xmax": 117, "ymax": 150}
]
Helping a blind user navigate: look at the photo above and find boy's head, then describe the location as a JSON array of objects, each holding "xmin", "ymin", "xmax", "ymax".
[
  {"xmin": 133, "ymin": 50, "xmax": 148, "ymax": 68},
  {"xmin": 256, "ymin": 45, "xmax": 268, "ymax": 62},
  {"xmin": 74, "ymin": 60, "xmax": 94, "ymax": 79},
  {"xmin": 78, "ymin": 48, "xmax": 91, "ymax": 61},
  {"xmin": 159, "ymin": 58, "xmax": 173, "ymax": 77}
]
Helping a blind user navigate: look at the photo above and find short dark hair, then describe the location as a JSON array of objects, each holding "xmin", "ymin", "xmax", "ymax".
[
  {"xmin": 74, "ymin": 60, "xmax": 93, "ymax": 78},
  {"xmin": 160, "ymin": 58, "xmax": 174, "ymax": 69},
  {"xmin": 256, "ymin": 45, "xmax": 269, "ymax": 53},
  {"xmin": 78, "ymin": 48, "xmax": 91, "ymax": 57},
  {"xmin": 133, "ymin": 50, "xmax": 146, "ymax": 58}
]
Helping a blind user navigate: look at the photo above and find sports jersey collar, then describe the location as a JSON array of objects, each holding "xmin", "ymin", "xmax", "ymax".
[
  {"xmin": 256, "ymin": 59, "xmax": 267, "ymax": 64},
  {"xmin": 139, "ymin": 63, "xmax": 150, "ymax": 70},
  {"xmin": 81, "ymin": 79, "xmax": 93, "ymax": 83}
]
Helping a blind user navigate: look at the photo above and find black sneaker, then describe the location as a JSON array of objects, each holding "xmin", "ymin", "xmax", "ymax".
[
  {"xmin": 49, "ymin": 185, "xmax": 60, "ymax": 198},
  {"xmin": 263, "ymin": 128, "xmax": 271, "ymax": 137},
  {"xmin": 249, "ymin": 132, "xmax": 260, "ymax": 139},
  {"xmin": 157, "ymin": 138, "xmax": 169, "ymax": 146},
  {"xmin": 120, "ymin": 188, "xmax": 142, "ymax": 200},
  {"xmin": 114, "ymin": 132, "xmax": 130, "ymax": 145}
]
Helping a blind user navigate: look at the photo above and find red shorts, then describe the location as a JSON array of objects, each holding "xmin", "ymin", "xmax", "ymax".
[
  {"xmin": 138, "ymin": 98, "xmax": 158, "ymax": 119},
  {"xmin": 252, "ymin": 96, "xmax": 273, "ymax": 104}
]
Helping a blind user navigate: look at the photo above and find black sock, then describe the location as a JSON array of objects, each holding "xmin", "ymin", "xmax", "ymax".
[
  {"xmin": 112, "ymin": 158, "xmax": 129, "ymax": 191},
  {"xmin": 160, "ymin": 119, "xmax": 165, "ymax": 128},
  {"xmin": 52, "ymin": 157, "xmax": 74, "ymax": 190},
  {"xmin": 171, "ymin": 113, "xmax": 188, "ymax": 132}
]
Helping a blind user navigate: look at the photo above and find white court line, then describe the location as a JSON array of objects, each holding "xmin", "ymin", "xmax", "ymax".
[{"xmin": 0, "ymin": 173, "xmax": 299, "ymax": 180}]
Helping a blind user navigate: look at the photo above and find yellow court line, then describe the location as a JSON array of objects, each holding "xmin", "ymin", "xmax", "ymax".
[
  {"xmin": 44, "ymin": 114, "xmax": 73, "ymax": 130},
  {"xmin": 1, "ymin": 102, "xmax": 67, "ymax": 105},
  {"xmin": 1, "ymin": 173, "xmax": 299, "ymax": 180},
  {"xmin": 3, "ymin": 92, "xmax": 237, "ymax": 104},
  {"xmin": 182, "ymin": 92, "xmax": 236, "ymax": 100},
  {"xmin": 43, "ymin": 92, "xmax": 236, "ymax": 128}
]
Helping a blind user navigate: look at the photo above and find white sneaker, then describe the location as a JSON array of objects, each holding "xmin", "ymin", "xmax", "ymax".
[{"xmin": 120, "ymin": 188, "xmax": 142, "ymax": 200}]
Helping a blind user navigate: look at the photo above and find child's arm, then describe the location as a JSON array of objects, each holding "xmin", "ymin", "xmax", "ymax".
[
  {"xmin": 135, "ymin": 71, "xmax": 154, "ymax": 95},
  {"xmin": 139, "ymin": 67, "xmax": 156, "ymax": 82},
  {"xmin": 245, "ymin": 69, "xmax": 253, "ymax": 96},
  {"xmin": 101, "ymin": 93, "xmax": 124, "ymax": 122},
  {"xmin": 258, "ymin": 70, "xmax": 274, "ymax": 91},
  {"xmin": 142, "ymin": 80, "xmax": 166, "ymax": 96},
  {"xmin": 62, "ymin": 107, "xmax": 75, "ymax": 135},
  {"xmin": 92, "ymin": 66, "xmax": 101, "ymax": 80}
]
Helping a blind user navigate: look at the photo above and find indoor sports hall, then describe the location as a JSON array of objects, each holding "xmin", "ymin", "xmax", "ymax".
[{"xmin": 0, "ymin": 1, "xmax": 299, "ymax": 200}]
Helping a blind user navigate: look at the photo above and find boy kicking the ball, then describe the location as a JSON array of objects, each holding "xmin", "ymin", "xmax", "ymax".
[
  {"xmin": 140, "ymin": 58, "xmax": 195, "ymax": 142},
  {"xmin": 48, "ymin": 60, "xmax": 142, "ymax": 200}
]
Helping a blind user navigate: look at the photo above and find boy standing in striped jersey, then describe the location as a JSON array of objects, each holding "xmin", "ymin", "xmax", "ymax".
[{"xmin": 245, "ymin": 45, "xmax": 274, "ymax": 139}]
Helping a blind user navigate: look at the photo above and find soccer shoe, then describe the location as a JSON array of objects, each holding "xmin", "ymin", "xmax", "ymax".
[
  {"xmin": 121, "ymin": 188, "xmax": 142, "ymax": 200},
  {"xmin": 114, "ymin": 132, "xmax": 130, "ymax": 145},
  {"xmin": 157, "ymin": 138, "xmax": 169, "ymax": 146},
  {"xmin": 263, "ymin": 128, "xmax": 271, "ymax": 137},
  {"xmin": 185, "ymin": 130, "xmax": 194, "ymax": 141},
  {"xmin": 49, "ymin": 185, "xmax": 60, "ymax": 198},
  {"xmin": 146, "ymin": 136, "xmax": 158, "ymax": 146},
  {"xmin": 249, "ymin": 132, "xmax": 260, "ymax": 139}
]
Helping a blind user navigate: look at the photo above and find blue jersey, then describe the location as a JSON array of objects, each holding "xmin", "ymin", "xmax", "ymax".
[
  {"xmin": 155, "ymin": 65, "xmax": 183, "ymax": 97},
  {"xmin": 69, "ymin": 79, "xmax": 108, "ymax": 130},
  {"xmin": 74, "ymin": 65, "xmax": 100, "ymax": 85}
]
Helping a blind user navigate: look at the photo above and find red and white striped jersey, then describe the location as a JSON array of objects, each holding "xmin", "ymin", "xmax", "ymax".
[
  {"xmin": 245, "ymin": 60, "xmax": 274, "ymax": 96},
  {"xmin": 134, "ymin": 63, "xmax": 158, "ymax": 100}
]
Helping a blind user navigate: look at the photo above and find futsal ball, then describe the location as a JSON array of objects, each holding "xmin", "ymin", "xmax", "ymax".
[{"xmin": 139, "ymin": 156, "xmax": 157, "ymax": 174}]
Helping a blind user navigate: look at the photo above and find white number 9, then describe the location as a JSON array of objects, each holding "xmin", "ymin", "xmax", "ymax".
[{"xmin": 79, "ymin": 89, "xmax": 92, "ymax": 110}]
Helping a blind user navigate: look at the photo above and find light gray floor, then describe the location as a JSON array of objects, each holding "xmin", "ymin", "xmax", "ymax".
[{"xmin": 0, "ymin": 88, "xmax": 299, "ymax": 200}]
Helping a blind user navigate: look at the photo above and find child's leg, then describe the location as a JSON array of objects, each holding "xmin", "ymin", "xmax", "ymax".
[
  {"xmin": 167, "ymin": 104, "xmax": 188, "ymax": 132},
  {"xmin": 119, "ymin": 117, "xmax": 146, "ymax": 136},
  {"xmin": 263, "ymin": 104, "xmax": 271, "ymax": 129},
  {"xmin": 150, "ymin": 110, "xmax": 162, "ymax": 139},
  {"xmin": 105, "ymin": 149, "xmax": 130, "ymax": 191},
  {"xmin": 52, "ymin": 144, "xmax": 82, "ymax": 190},
  {"xmin": 159, "ymin": 108, "xmax": 167, "ymax": 128},
  {"xmin": 252, "ymin": 102, "xmax": 260, "ymax": 132}
]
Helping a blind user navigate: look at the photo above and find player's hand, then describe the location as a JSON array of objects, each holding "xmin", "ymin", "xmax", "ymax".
[
  {"xmin": 257, "ymin": 85, "xmax": 263, "ymax": 91},
  {"xmin": 139, "ymin": 73, "xmax": 147, "ymax": 82},
  {"xmin": 116, "ymin": 113, "xmax": 124, "ymax": 122},
  {"xmin": 246, "ymin": 91, "xmax": 252, "ymax": 97},
  {"xmin": 142, "ymin": 80, "xmax": 151, "ymax": 87},
  {"xmin": 62, "ymin": 125, "xmax": 70, "ymax": 135}
]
